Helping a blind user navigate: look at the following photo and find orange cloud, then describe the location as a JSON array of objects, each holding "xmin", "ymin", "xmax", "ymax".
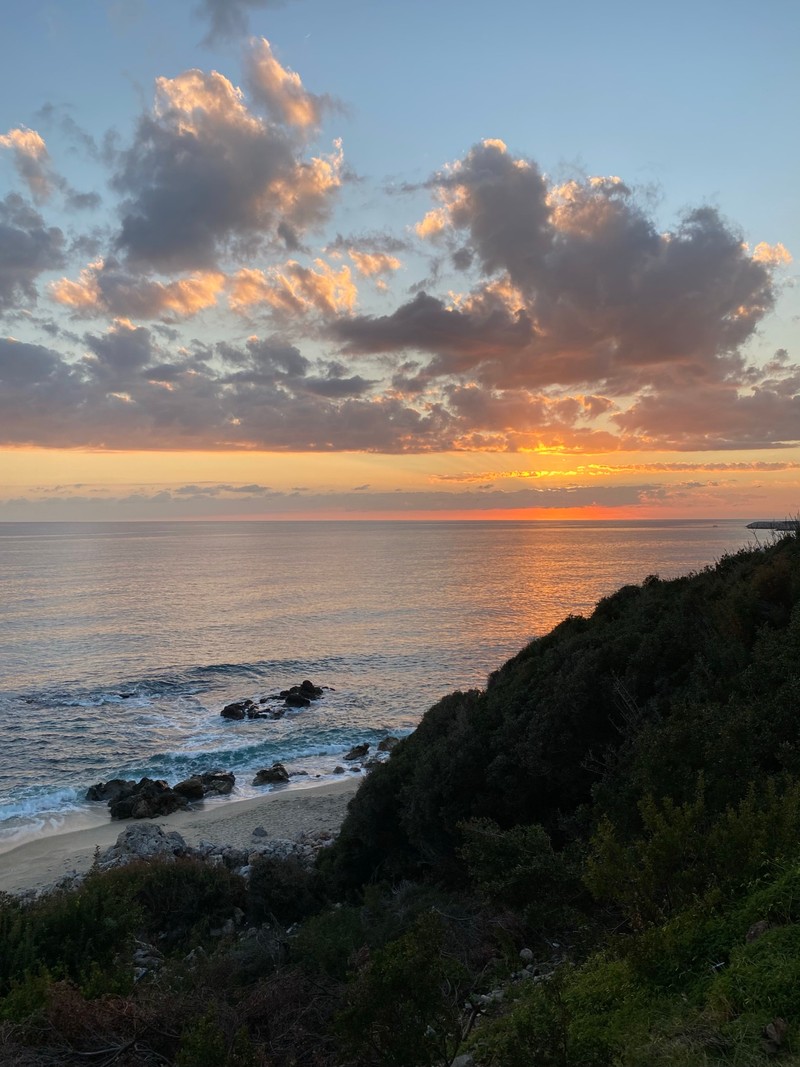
[
  {"xmin": 245, "ymin": 37, "xmax": 326, "ymax": 128},
  {"xmin": 0, "ymin": 126, "xmax": 54, "ymax": 200},
  {"xmin": 752, "ymin": 241, "xmax": 792, "ymax": 266},
  {"xmin": 51, "ymin": 260, "xmax": 225, "ymax": 318},
  {"xmin": 229, "ymin": 258, "xmax": 357, "ymax": 317},
  {"xmin": 348, "ymin": 250, "xmax": 402, "ymax": 277}
]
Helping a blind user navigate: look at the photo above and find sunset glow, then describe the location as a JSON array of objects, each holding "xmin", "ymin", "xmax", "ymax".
[{"xmin": 1, "ymin": 0, "xmax": 798, "ymax": 521}]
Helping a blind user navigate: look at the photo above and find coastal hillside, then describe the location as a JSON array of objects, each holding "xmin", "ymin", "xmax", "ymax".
[
  {"xmin": 3, "ymin": 532, "xmax": 800, "ymax": 1066},
  {"xmin": 323, "ymin": 533, "xmax": 800, "ymax": 891}
]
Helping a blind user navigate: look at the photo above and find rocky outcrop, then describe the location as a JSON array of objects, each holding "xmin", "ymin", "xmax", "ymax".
[
  {"xmin": 221, "ymin": 700, "xmax": 252, "ymax": 720},
  {"xmin": 252, "ymin": 763, "xmax": 290, "ymax": 786},
  {"xmin": 94, "ymin": 823, "xmax": 337, "ymax": 878},
  {"xmin": 344, "ymin": 743, "xmax": 369, "ymax": 762},
  {"xmin": 107, "ymin": 778, "xmax": 189, "ymax": 820},
  {"xmin": 88, "ymin": 770, "xmax": 237, "ymax": 819},
  {"xmin": 221, "ymin": 678, "xmax": 327, "ymax": 719},
  {"xmin": 86, "ymin": 778, "xmax": 137, "ymax": 803},
  {"xmin": 96, "ymin": 823, "xmax": 191, "ymax": 867},
  {"xmin": 378, "ymin": 735, "xmax": 400, "ymax": 752}
]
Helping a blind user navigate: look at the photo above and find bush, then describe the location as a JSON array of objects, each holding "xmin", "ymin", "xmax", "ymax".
[
  {"xmin": 247, "ymin": 855, "xmax": 322, "ymax": 927},
  {"xmin": 336, "ymin": 911, "xmax": 469, "ymax": 1067}
]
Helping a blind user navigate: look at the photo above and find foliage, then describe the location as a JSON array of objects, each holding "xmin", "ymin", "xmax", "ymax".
[
  {"xmin": 336, "ymin": 911, "xmax": 469, "ymax": 1067},
  {"xmin": 586, "ymin": 777, "xmax": 800, "ymax": 926},
  {"xmin": 247, "ymin": 854, "xmax": 322, "ymax": 927},
  {"xmin": 4, "ymin": 532, "xmax": 800, "ymax": 1065},
  {"xmin": 458, "ymin": 818, "xmax": 586, "ymax": 933},
  {"xmin": 323, "ymin": 534, "xmax": 800, "ymax": 893}
]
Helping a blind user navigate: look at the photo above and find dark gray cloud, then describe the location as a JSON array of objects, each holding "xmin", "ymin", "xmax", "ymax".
[
  {"xmin": 0, "ymin": 194, "xmax": 65, "ymax": 311},
  {"xmin": 196, "ymin": 0, "xmax": 290, "ymax": 44},
  {"xmin": 337, "ymin": 143, "xmax": 782, "ymax": 402},
  {"xmin": 0, "ymin": 481, "xmax": 658, "ymax": 522},
  {"xmin": 0, "ymin": 337, "xmax": 61, "ymax": 385},
  {"xmin": 111, "ymin": 69, "xmax": 341, "ymax": 270},
  {"xmin": 84, "ymin": 321, "xmax": 154, "ymax": 381}
]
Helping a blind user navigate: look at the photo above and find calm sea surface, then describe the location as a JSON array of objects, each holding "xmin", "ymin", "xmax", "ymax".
[{"xmin": 0, "ymin": 519, "xmax": 760, "ymax": 852}]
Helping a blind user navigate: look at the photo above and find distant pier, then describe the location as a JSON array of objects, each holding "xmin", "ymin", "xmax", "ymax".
[{"xmin": 746, "ymin": 520, "xmax": 800, "ymax": 530}]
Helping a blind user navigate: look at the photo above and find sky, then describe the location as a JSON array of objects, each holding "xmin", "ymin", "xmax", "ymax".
[{"xmin": 1, "ymin": 0, "xmax": 798, "ymax": 521}]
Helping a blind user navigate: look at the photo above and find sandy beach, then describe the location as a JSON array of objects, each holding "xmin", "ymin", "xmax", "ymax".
[{"xmin": 0, "ymin": 777, "xmax": 360, "ymax": 897}]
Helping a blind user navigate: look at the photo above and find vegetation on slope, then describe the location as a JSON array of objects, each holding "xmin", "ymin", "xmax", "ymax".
[{"xmin": 2, "ymin": 532, "xmax": 800, "ymax": 1066}]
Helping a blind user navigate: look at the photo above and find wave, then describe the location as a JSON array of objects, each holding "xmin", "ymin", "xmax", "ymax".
[{"xmin": 17, "ymin": 655, "xmax": 352, "ymax": 711}]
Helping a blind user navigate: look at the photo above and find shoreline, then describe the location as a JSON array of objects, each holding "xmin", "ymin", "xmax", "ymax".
[{"xmin": 0, "ymin": 777, "xmax": 360, "ymax": 897}]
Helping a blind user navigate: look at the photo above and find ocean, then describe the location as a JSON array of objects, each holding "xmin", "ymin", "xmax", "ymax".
[{"xmin": 0, "ymin": 519, "xmax": 761, "ymax": 853}]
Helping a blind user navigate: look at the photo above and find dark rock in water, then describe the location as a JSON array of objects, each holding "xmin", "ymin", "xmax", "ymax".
[
  {"xmin": 201, "ymin": 770, "xmax": 235, "ymax": 796},
  {"xmin": 252, "ymin": 762, "xmax": 290, "ymax": 786},
  {"xmin": 252, "ymin": 825, "xmax": 268, "ymax": 838},
  {"xmin": 344, "ymin": 743, "xmax": 370, "ymax": 761},
  {"xmin": 109, "ymin": 778, "xmax": 189, "ymax": 820},
  {"xmin": 86, "ymin": 778, "xmax": 137, "ymax": 803},
  {"xmin": 173, "ymin": 775, "xmax": 204, "ymax": 801},
  {"xmin": 377, "ymin": 736, "xmax": 400, "ymax": 753},
  {"xmin": 333, "ymin": 766, "xmax": 345, "ymax": 774},
  {"xmin": 285, "ymin": 692, "xmax": 311, "ymax": 708},
  {"xmin": 221, "ymin": 701, "xmax": 248, "ymax": 720},
  {"xmin": 300, "ymin": 679, "xmax": 324, "ymax": 698}
]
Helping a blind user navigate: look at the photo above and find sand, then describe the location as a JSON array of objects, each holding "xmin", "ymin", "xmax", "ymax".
[{"xmin": 0, "ymin": 777, "xmax": 360, "ymax": 897}]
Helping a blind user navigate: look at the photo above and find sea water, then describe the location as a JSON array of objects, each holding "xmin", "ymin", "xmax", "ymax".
[{"xmin": 0, "ymin": 519, "xmax": 759, "ymax": 852}]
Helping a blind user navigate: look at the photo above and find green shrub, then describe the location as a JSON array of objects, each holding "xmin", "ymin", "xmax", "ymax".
[
  {"xmin": 336, "ymin": 911, "xmax": 469, "ymax": 1067},
  {"xmin": 247, "ymin": 855, "xmax": 322, "ymax": 927}
]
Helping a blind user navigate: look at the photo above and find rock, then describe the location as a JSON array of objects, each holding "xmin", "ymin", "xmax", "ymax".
[
  {"xmin": 746, "ymin": 920, "xmax": 771, "ymax": 943},
  {"xmin": 221, "ymin": 701, "xmax": 248, "ymax": 720},
  {"xmin": 344, "ymin": 743, "xmax": 369, "ymax": 761},
  {"xmin": 285, "ymin": 692, "xmax": 311, "ymax": 708},
  {"xmin": 96, "ymin": 823, "xmax": 189, "ymax": 868},
  {"xmin": 300, "ymin": 679, "xmax": 323, "ymax": 698},
  {"xmin": 220, "ymin": 846, "xmax": 249, "ymax": 869},
  {"xmin": 762, "ymin": 1017, "xmax": 788, "ymax": 1055},
  {"xmin": 519, "ymin": 947, "xmax": 534, "ymax": 963},
  {"xmin": 173, "ymin": 775, "xmax": 204, "ymax": 801},
  {"xmin": 86, "ymin": 778, "xmax": 137, "ymax": 803},
  {"xmin": 252, "ymin": 762, "xmax": 290, "ymax": 786},
  {"xmin": 200, "ymin": 770, "xmax": 235, "ymax": 796},
  {"xmin": 333, "ymin": 766, "xmax": 345, "ymax": 774},
  {"xmin": 108, "ymin": 778, "xmax": 189, "ymax": 820},
  {"xmin": 252, "ymin": 825, "xmax": 268, "ymax": 838},
  {"xmin": 377, "ymin": 736, "xmax": 400, "ymax": 752}
]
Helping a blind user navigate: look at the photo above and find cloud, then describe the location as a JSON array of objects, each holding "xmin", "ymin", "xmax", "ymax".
[
  {"xmin": 431, "ymin": 460, "xmax": 800, "ymax": 483},
  {"xmin": 0, "ymin": 336, "xmax": 61, "ymax": 385},
  {"xmin": 195, "ymin": 0, "xmax": 289, "ymax": 44},
  {"xmin": 51, "ymin": 258, "xmax": 226, "ymax": 319},
  {"xmin": 112, "ymin": 68, "xmax": 342, "ymax": 270},
  {"xmin": 0, "ymin": 480, "xmax": 660, "ymax": 521},
  {"xmin": 338, "ymin": 141, "xmax": 789, "ymax": 405},
  {"xmin": 0, "ymin": 127, "xmax": 57, "ymax": 202},
  {"xmin": 229, "ymin": 258, "xmax": 357, "ymax": 318},
  {"xmin": 0, "ymin": 193, "xmax": 65, "ymax": 311},
  {"xmin": 245, "ymin": 37, "xmax": 331, "ymax": 129},
  {"xmin": 347, "ymin": 249, "xmax": 402, "ymax": 278}
]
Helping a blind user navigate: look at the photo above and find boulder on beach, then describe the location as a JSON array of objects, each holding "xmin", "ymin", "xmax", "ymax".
[
  {"xmin": 86, "ymin": 778, "xmax": 137, "ymax": 803},
  {"xmin": 200, "ymin": 770, "xmax": 235, "ymax": 796},
  {"xmin": 173, "ymin": 775, "xmax": 205, "ymax": 801},
  {"xmin": 107, "ymin": 778, "xmax": 189, "ymax": 820},
  {"xmin": 96, "ymin": 823, "xmax": 189, "ymax": 867},
  {"xmin": 377, "ymin": 736, "xmax": 400, "ymax": 753},
  {"xmin": 252, "ymin": 762, "xmax": 290, "ymax": 786},
  {"xmin": 344, "ymin": 743, "xmax": 370, "ymax": 762}
]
